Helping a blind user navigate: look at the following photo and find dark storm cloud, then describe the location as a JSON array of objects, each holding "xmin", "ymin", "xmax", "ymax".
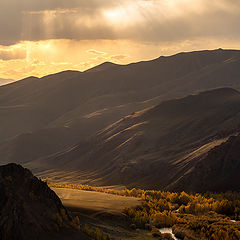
[{"xmin": 0, "ymin": 0, "xmax": 240, "ymax": 46}]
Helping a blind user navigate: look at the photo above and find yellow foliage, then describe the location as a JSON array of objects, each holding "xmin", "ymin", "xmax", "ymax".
[{"xmin": 47, "ymin": 181, "xmax": 240, "ymax": 239}]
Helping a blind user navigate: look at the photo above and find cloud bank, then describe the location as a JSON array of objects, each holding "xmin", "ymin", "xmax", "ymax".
[{"xmin": 0, "ymin": 0, "xmax": 240, "ymax": 46}]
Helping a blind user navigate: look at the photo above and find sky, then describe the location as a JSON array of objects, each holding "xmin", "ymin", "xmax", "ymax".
[{"xmin": 0, "ymin": 0, "xmax": 240, "ymax": 80}]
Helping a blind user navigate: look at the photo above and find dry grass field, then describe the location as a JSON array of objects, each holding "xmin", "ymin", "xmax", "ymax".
[
  {"xmin": 51, "ymin": 187, "xmax": 157, "ymax": 239},
  {"xmin": 52, "ymin": 187, "xmax": 141, "ymax": 213}
]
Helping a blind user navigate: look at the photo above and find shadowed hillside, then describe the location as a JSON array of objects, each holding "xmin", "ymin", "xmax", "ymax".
[
  {"xmin": 27, "ymin": 88, "xmax": 240, "ymax": 191},
  {"xmin": 1, "ymin": 49, "xmax": 240, "ymax": 143},
  {"xmin": 1, "ymin": 49, "xmax": 240, "ymax": 165},
  {"xmin": 171, "ymin": 134, "xmax": 240, "ymax": 192},
  {"xmin": 1, "ymin": 49, "xmax": 240, "ymax": 192}
]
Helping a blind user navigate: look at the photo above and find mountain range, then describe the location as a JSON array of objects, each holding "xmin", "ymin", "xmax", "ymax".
[
  {"xmin": 1, "ymin": 49, "xmax": 240, "ymax": 192},
  {"xmin": 25, "ymin": 87, "xmax": 240, "ymax": 191}
]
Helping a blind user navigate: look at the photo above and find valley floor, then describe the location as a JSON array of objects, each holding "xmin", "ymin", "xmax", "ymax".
[
  {"xmin": 51, "ymin": 184, "xmax": 240, "ymax": 240},
  {"xmin": 52, "ymin": 187, "xmax": 141, "ymax": 214},
  {"xmin": 52, "ymin": 187, "xmax": 155, "ymax": 239}
]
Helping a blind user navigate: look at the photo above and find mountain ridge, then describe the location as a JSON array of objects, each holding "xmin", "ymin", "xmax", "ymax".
[{"xmin": 1, "ymin": 48, "xmax": 240, "ymax": 144}]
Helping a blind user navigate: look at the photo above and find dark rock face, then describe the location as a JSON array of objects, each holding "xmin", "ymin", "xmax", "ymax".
[{"xmin": 0, "ymin": 163, "xmax": 79, "ymax": 240}]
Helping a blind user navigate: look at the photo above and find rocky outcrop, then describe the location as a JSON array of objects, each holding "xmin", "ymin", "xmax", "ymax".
[{"xmin": 0, "ymin": 163, "xmax": 88, "ymax": 240}]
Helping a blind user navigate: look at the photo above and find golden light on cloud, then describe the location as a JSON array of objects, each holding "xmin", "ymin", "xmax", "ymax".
[
  {"xmin": 104, "ymin": 8, "xmax": 126, "ymax": 22},
  {"xmin": 0, "ymin": 0, "xmax": 240, "ymax": 80},
  {"xmin": 0, "ymin": 40, "xmax": 133, "ymax": 80},
  {"xmin": 1, "ymin": 37, "xmax": 240, "ymax": 81},
  {"xmin": 103, "ymin": 4, "xmax": 138, "ymax": 25}
]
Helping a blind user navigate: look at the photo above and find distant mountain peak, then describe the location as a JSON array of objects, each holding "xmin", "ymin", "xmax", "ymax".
[
  {"xmin": 85, "ymin": 61, "xmax": 120, "ymax": 73},
  {"xmin": 41, "ymin": 70, "xmax": 81, "ymax": 80},
  {"xmin": 159, "ymin": 48, "xmax": 239, "ymax": 58}
]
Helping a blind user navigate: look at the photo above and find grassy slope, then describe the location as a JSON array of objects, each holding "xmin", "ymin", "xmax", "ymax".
[
  {"xmin": 52, "ymin": 187, "xmax": 141, "ymax": 213},
  {"xmin": 52, "ymin": 187, "xmax": 156, "ymax": 239}
]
